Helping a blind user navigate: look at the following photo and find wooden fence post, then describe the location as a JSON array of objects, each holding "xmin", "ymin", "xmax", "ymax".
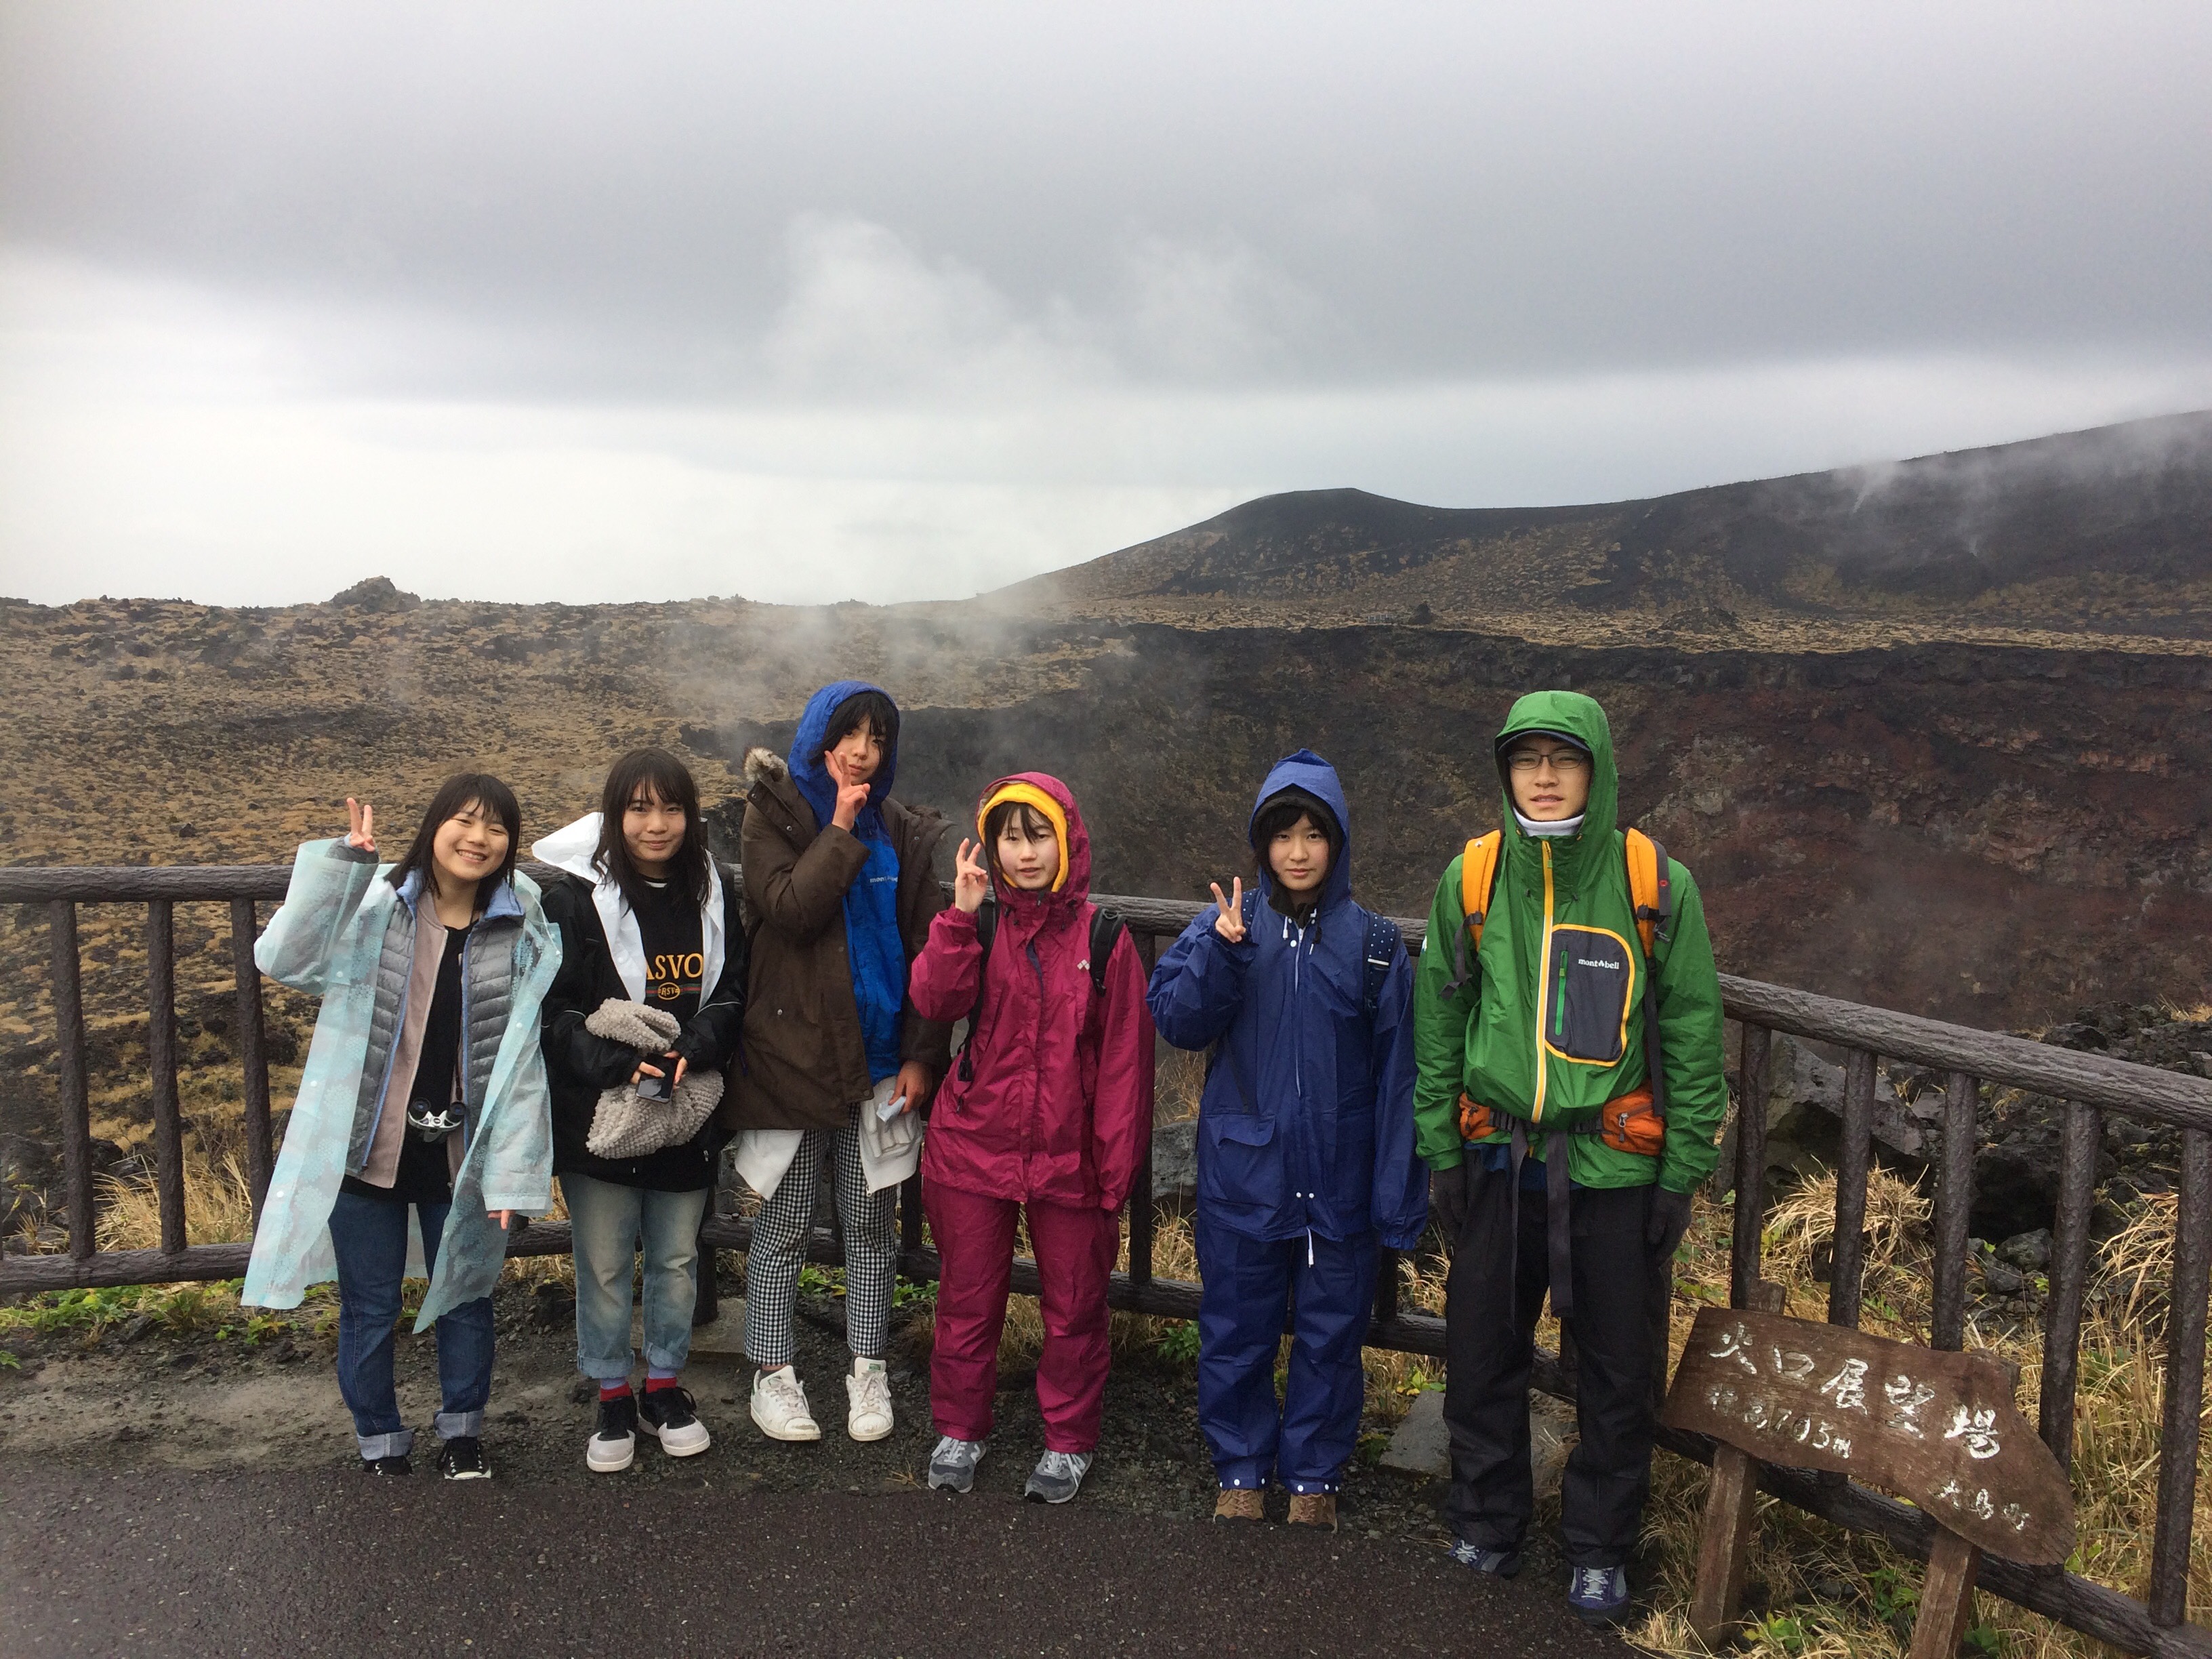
[
  {"xmin": 1909, "ymin": 1529, "xmax": 1984, "ymax": 1659},
  {"xmin": 1689, "ymin": 1281, "xmax": 1786, "ymax": 1645}
]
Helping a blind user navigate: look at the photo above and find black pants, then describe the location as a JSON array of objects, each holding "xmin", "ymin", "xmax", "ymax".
[{"xmin": 1443, "ymin": 1166, "xmax": 1664, "ymax": 1568}]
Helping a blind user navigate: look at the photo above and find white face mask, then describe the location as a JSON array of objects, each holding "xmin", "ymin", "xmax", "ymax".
[{"xmin": 1513, "ymin": 808, "xmax": 1585, "ymax": 839}]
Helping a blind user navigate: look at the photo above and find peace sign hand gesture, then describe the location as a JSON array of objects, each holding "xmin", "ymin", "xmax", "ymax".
[
  {"xmin": 953, "ymin": 838, "xmax": 991, "ymax": 914},
  {"xmin": 826, "ymin": 752, "xmax": 871, "ymax": 832},
  {"xmin": 346, "ymin": 798, "xmax": 377, "ymax": 852},
  {"xmin": 1210, "ymin": 877, "xmax": 1246, "ymax": 943}
]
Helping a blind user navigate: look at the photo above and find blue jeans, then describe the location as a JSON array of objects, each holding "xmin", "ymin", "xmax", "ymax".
[
  {"xmin": 326, "ymin": 1189, "xmax": 495, "ymax": 1460},
  {"xmin": 1194, "ymin": 1212, "xmax": 1380, "ymax": 1496},
  {"xmin": 564, "ymin": 1174, "xmax": 710, "ymax": 1382}
]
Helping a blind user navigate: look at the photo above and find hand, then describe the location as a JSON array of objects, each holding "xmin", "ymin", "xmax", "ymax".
[
  {"xmin": 632, "ymin": 1054, "xmax": 689, "ymax": 1089},
  {"xmin": 346, "ymin": 797, "xmax": 377, "ymax": 851},
  {"xmin": 1646, "ymin": 1185, "xmax": 1694, "ymax": 1259},
  {"xmin": 1431, "ymin": 1162, "xmax": 1475, "ymax": 1249},
  {"xmin": 826, "ymin": 751, "xmax": 870, "ymax": 832},
  {"xmin": 491, "ymin": 1209, "xmax": 515, "ymax": 1229},
  {"xmin": 1209, "ymin": 878, "xmax": 1246, "ymax": 942},
  {"xmin": 893, "ymin": 1060, "xmax": 934, "ymax": 1115},
  {"xmin": 952, "ymin": 838, "xmax": 991, "ymax": 914}
]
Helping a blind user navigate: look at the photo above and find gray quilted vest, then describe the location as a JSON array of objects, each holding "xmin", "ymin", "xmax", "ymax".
[{"xmin": 345, "ymin": 878, "xmax": 523, "ymax": 1176}]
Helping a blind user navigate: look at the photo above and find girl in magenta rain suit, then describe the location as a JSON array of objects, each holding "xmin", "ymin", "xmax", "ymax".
[{"xmin": 907, "ymin": 772, "xmax": 1155, "ymax": 1504}]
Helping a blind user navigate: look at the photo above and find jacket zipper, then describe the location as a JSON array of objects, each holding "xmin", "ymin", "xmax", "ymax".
[{"xmin": 1533, "ymin": 843, "xmax": 1555, "ymax": 1124}]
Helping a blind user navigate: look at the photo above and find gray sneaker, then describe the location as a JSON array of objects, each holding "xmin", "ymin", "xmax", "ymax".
[
  {"xmin": 928, "ymin": 1436, "xmax": 987, "ymax": 1494},
  {"xmin": 1023, "ymin": 1450, "xmax": 1092, "ymax": 1504}
]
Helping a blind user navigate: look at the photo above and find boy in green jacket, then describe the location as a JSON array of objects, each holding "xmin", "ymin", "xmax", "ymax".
[{"xmin": 1414, "ymin": 690, "xmax": 1726, "ymax": 1625}]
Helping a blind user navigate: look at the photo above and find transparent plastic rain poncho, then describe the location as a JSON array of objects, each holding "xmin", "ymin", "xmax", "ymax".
[{"xmin": 241, "ymin": 838, "xmax": 560, "ymax": 1329}]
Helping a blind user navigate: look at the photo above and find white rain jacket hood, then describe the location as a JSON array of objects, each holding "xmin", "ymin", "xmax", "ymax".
[
  {"xmin": 241, "ymin": 838, "xmax": 560, "ymax": 1328},
  {"xmin": 529, "ymin": 812, "xmax": 729, "ymax": 1005}
]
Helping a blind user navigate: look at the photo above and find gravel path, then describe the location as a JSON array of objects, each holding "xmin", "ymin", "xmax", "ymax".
[
  {"xmin": 0, "ymin": 1460, "xmax": 1626, "ymax": 1658},
  {"xmin": 0, "ymin": 1272, "xmax": 1627, "ymax": 1656}
]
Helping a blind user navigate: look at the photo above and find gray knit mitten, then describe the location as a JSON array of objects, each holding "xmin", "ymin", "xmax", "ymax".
[{"xmin": 581, "ymin": 999, "xmax": 724, "ymax": 1159}]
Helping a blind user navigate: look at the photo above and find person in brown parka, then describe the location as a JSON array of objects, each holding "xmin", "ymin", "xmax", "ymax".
[{"xmin": 721, "ymin": 681, "xmax": 951, "ymax": 1444}]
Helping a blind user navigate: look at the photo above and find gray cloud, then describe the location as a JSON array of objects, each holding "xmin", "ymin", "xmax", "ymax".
[{"xmin": 2, "ymin": 2, "xmax": 2210, "ymax": 604}]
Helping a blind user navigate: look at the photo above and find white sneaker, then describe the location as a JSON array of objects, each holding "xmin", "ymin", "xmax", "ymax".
[
  {"xmin": 846, "ymin": 1355, "xmax": 894, "ymax": 1442},
  {"xmin": 750, "ymin": 1366, "xmax": 821, "ymax": 1443}
]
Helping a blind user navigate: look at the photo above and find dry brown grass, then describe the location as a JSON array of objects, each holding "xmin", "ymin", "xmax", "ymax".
[{"xmin": 95, "ymin": 1156, "xmax": 258, "ymax": 1252}]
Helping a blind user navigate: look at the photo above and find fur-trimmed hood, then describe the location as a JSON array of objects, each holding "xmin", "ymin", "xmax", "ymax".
[{"xmin": 742, "ymin": 746, "xmax": 787, "ymax": 788}]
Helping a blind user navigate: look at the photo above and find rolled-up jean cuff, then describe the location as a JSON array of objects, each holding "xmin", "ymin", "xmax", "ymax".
[
  {"xmin": 434, "ymin": 1410, "xmax": 485, "ymax": 1439},
  {"xmin": 356, "ymin": 1429, "xmax": 415, "ymax": 1460}
]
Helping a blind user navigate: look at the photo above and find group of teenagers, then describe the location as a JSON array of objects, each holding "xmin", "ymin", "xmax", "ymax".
[{"xmin": 239, "ymin": 677, "xmax": 1727, "ymax": 1624}]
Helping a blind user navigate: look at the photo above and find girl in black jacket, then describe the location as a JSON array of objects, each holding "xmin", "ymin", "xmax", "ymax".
[{"xmin": 533, "ymin": 750, "xmax": 745, "ymax": 1473}]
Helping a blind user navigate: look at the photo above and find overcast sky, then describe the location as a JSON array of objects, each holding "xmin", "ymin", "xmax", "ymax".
[{"xmin": 3, "ymin": 3, "xmax": 2209, "ymax": 607}]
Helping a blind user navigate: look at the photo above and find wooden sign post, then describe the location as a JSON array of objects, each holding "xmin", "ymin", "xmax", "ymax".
[{"xmin": 1663, "ymin": 1294, "xmax": 2074, "ymax": 1656}]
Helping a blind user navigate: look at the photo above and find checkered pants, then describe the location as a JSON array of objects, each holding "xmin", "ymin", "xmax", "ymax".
[{"xmin": 743, "ymin": 1111, "xmax": 897, "ymax": 1367}]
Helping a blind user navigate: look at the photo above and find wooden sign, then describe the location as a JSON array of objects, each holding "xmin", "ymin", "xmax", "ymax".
[{"xmin": 1664, "ymin": 1306, "xmax": 2075, "ymax": 1565}]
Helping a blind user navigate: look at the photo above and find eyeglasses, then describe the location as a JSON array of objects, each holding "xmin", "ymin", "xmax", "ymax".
[{"xmin": 1507, "ymin": 750, "xmax": 1589, "ymax": 775}]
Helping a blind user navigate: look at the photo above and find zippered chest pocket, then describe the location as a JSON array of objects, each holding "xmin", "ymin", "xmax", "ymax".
[{"xmin": 1543, "ymin": 925, "xmax": 1636, "ymax": 1064}]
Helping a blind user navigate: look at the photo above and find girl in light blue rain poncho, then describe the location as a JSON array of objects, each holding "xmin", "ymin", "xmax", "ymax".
[{"xmin": 243, "ymin": 775, "xmax": 559, "ymax": 1479}]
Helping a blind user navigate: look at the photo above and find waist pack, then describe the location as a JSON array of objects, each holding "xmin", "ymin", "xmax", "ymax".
[
  {"xmin": 1458, "ymin": 1085, "xmax": 1664, "ymax": 1157},
  {"xmin": 1458, "ymin": 825, "xmax": 1675, "ymax": 1150}
]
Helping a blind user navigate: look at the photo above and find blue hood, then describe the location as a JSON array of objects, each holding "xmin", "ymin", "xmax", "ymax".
[
  {"xmin": 1248, "ymin": 750, "xmax": 1352, "ymax": 911},
  {"xmin": 789, "ymin": 680, "xmax": 898, "ymax": 835}
]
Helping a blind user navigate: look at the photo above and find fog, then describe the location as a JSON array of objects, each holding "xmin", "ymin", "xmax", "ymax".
[{"xmin": 3, "ymin": 3, "xmax": 2209, "ymax": 606}]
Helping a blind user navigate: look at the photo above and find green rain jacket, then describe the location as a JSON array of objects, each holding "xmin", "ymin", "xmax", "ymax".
[{"xmin": 1412, "ymin": 691, "xmax": 1727, "ymax": 1193}]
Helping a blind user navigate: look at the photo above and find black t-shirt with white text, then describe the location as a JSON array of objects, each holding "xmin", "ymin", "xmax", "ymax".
[{"xmin": 631, "ymin": 879, "xmax": 703, "ymax": 1027}]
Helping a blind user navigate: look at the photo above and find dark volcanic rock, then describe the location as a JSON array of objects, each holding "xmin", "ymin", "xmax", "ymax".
[{"xmin": 326, "ymin": 576, "xmax": 420, "ymax": 613}]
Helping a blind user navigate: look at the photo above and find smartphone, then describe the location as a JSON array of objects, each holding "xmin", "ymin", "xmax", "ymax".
[
  {"xmin": 636, "ymin": 1057, "xmax": 677, "ymax": 1101},
  {"xmin": 876, "ymin": 1094, "xmax": 907, "ymax": 1122}
]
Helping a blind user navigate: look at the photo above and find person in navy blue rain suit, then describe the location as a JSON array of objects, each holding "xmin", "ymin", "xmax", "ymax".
[{"xmin": 1147, "ymin": 750, "xmax": 1429, "ymax": 1528}]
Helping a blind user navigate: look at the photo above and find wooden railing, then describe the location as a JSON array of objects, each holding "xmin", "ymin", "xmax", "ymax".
[{"xmin": 3, "ymin": 863, "xmax": 2210, "ymax": 1656}]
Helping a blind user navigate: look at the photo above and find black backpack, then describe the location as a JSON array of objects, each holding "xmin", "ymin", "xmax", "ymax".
[{"xmin": 954, "ymin": 897, "xmax": 1127, "ymax": 1082}]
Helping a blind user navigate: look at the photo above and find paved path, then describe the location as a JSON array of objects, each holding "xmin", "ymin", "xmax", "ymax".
[{"xmin": 0, "ymin": 1461, "xmax": 1627, "ymax": 1658}]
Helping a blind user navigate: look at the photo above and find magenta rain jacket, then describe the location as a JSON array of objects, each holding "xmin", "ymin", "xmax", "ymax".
[{"xmin": 908, "ymin": 773, "xmax": 1155, "ymax": 1212}]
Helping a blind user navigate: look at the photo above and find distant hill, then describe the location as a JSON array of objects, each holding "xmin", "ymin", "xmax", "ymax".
[{"xmin": 1004, "ymin": 411, "xmax": 2212, "ymax": 649}]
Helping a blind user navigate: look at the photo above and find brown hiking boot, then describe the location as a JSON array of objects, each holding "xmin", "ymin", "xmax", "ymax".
[
  {"xmin": 1213, "ymin": 1487, "xmax": 1265, "ymax": 1522},
  {"xmin": 1287, "ymin": 1493, "xmax": 1337, "ymax": 1530}
]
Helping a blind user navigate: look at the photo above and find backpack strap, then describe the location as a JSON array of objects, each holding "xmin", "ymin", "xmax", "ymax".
[
  {"xmin": 1624, "ymin": 828, "xmax": 1673, "ymax": 1135},
  {"xmin": 1624, "ymin": 827, "xmax": 1673, "ymax": 957},
  {"xmin": 1362, "ymin": 912, "xmax": 1401, "ymax": 1019},
  {"xmin": 1086, "ymin": 904, "xmax": 1125, "ymax": 999},
  {"xmin": 1446, "ymin": 831, "xmax": 1504, "ymax": 995},
  {"xmin": 1459, "ymin": 832, "xmax": 1503, "ymax": 947},
  {"xmin": 955, "ymin": 897, "xmax": 1000, "ymax": 1083}
]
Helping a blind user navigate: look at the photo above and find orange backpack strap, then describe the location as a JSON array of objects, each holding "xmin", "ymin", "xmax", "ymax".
[
  {"xmin": 1624, "ymin": 827, "xmax": 1674, "ymax": 1136},
  {"xmin": 1624, "ymin": 827, "xmax": 1673, "ymax": 958},
  {"xmin": 1459, "ymin": 832, "xmax": 1503, "ymax": 947},
  {"xmin": 1443, "ymin": 832, "xmax": 1503, "ymax": 996}
]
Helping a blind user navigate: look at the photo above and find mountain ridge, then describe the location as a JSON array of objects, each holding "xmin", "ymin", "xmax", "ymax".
[{"xmin": 1001, "ymin": 410, "xmax": 2212, "ymax": 649}]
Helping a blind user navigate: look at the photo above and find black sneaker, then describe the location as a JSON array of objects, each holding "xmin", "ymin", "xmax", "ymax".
[
  {"xmin": 589, "ymin": 1393, "xmax": 638, "ymax": 1473},
  {"xmin": 437, "ymin": 1436, "xmax": 492, "ymax": 1480},
  {"xmin": 637, "ymin": 1386, "xmax": 712, "ymax": 1457},
  {"xmin": 361, "ymin": 1454, "xmax": 412, "ymax": 1476}
]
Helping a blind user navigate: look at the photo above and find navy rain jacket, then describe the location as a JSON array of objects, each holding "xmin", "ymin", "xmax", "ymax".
[{"xmin": 1147, "ymin": 751, "xmax": 1428, "ymax": 1250}]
